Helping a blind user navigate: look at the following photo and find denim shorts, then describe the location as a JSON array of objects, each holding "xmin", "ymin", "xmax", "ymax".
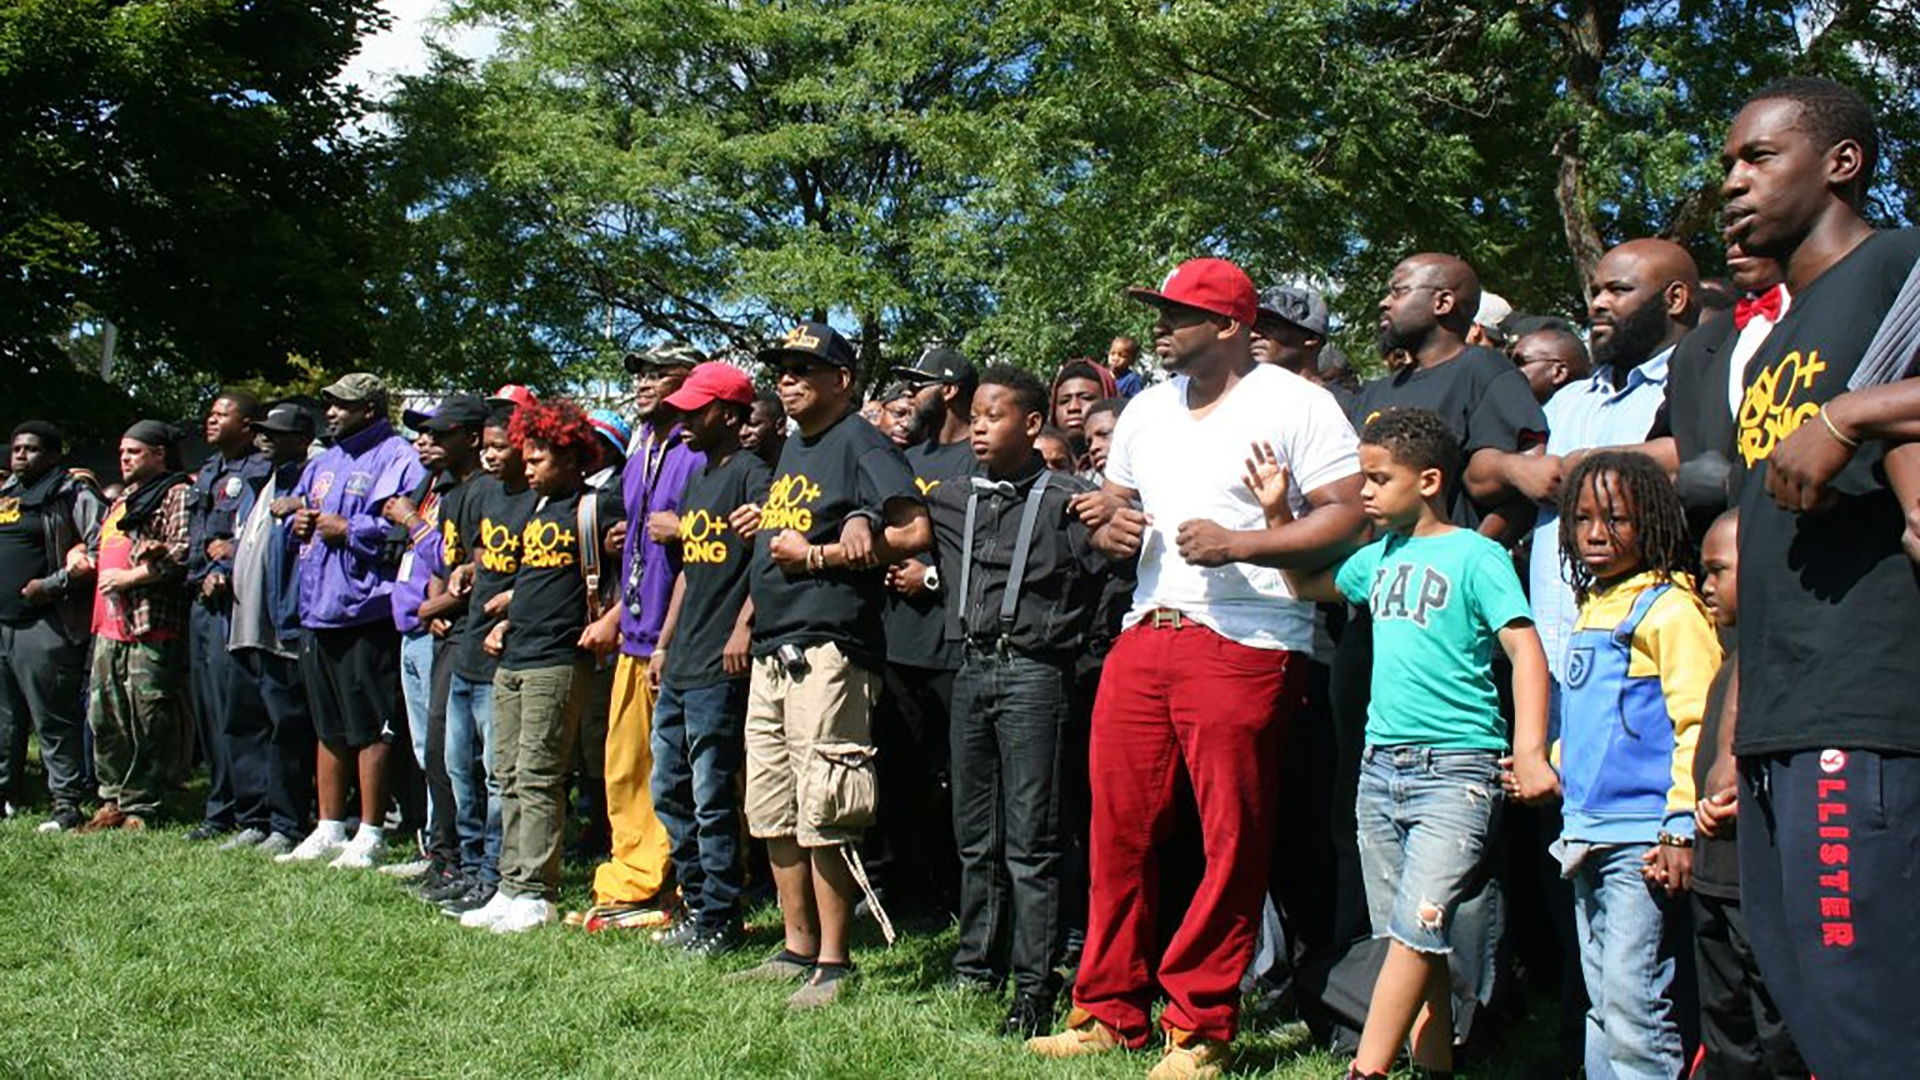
[{"xmin": 1356, "ymin": 745, "xmax": 1504, "ymax": 954}]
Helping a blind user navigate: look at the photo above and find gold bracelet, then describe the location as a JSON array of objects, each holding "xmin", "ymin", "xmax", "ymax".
[{"xmin": 1819, "ymin": 406, "xmax": 1860, "ymax": 450}]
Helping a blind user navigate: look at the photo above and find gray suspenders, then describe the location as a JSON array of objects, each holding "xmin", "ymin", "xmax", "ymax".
[{"xmin": 957, "ymin": 471, "xmax": 1052, "ymax": 637}]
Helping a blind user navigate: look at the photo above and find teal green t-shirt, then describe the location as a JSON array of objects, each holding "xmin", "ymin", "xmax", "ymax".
[{"xmin": 1335, "ymin": 528, "xmax": 1534, "ymax": 750}]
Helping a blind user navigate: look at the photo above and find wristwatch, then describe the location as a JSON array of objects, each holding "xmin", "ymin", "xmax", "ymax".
[
  {"xmin": 1656, "ymin": 830, "xmax": 1694, "ymax": 848},
  {"xmin": 923, "ymin": 566, "xmax": 942, "ymax": 593}
]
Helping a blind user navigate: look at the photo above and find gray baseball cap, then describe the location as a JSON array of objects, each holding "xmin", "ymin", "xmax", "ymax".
[{"xmin": 1256, "ymin": 285, "xmax": 1330, "ymax": 337}]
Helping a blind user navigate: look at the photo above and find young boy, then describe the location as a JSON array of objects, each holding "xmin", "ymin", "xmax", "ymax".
[
  {"xmin": 927, "ymin": 365, "xmax": 1104, "ymax": 1038},
  {"xmin": 1260, "ymin": 408, "xmax": 1552, "ymax": 1080},
  {"xmin": 1693, "ymin": 510, "xmax": 1806, "ymax": 1079},
  {"xmin": 463, "ymin": 400, "xmax": 621, "ymax": 933},
  {"xmin": 647, "ymin": 363, "xmax": 769, "ymax": 956}
]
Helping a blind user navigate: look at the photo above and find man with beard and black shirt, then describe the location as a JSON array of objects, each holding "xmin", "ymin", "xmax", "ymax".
[
  {"xmin": 226, "ymin": 404, "xmax": 319, "ymax": 854},
  {"xmin": 0, "ymin": 422, "xmax": 103, "ymax": 831},
  {"xmin": 576, "ymin": 343, "xmax": 703, "ymax": 930},
  {"xmin": 731, "ymin": 321, "xmax": 932, "ymax": 1011},
  {"xmin": 276, "ymin": 375, "xmax": 426, "ymax": 867},
  {"xmin": 185, "ymin": 390, "xmax": 272, "ymax": 843},
  {"xmin": 1526, "ymin": 238, "xmax": 1699, "ymax": 696},
  {"xmin": 1708, "ymin": 76, "xmax": 1920, "ymax": 1078},
  {"xmin": 865, "ymin": 345, "xmax": 978, "ymax": 914}
]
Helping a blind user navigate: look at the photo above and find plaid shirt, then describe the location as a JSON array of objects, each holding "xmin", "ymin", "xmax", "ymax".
[{"xmin": 102, "ymin": 481, "xmax": 193, "ymax": 640}]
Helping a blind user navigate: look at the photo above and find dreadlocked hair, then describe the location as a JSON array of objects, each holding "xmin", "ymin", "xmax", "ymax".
[
  {"xmin": 509, "ymin": 399, "xmax": 602, "ymax": 475},
  {"xmin": 1557, "ymin": 450, "xmax": 1695, "ymax": 606}
]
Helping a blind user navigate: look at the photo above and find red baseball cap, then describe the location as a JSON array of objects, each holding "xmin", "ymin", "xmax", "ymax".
[
  {"xmin": 1125, "ymin": 258, "xmax": 1259, "ymax": 327},
  {"xmin": 487, "ymin": 384, "xmax": 538, "ymax": 410},
  {"xmin": 664, "ymin": 361, "xmax": 756, "ymax": 411}
]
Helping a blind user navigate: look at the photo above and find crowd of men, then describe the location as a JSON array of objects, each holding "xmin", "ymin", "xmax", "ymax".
[{"xmin": 1, "ymin": 75, "xmax": 1916, "ymax": 1080}]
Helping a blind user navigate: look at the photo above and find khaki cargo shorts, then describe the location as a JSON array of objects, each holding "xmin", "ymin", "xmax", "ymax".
[{"xmin": 744, "ymin": 641, "xmax": 882, "ymax": 849}]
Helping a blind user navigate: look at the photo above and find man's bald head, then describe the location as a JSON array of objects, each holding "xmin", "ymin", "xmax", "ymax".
[
  {"xmin": 1589, "ymin": 238, "xmax": 1700, "ymax": 370},
  {"xmin": 1378, "ymin": 253, "xmax": 1482, "ymax": 363},
  {"xmin": 1512, "ymin": 326, "xmax": 1591, "ymax": 404}
]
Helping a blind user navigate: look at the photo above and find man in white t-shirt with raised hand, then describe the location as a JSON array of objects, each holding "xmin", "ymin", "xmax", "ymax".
[{"xmin": 1029, "ymin": 257, "xmax": 1366, "ymax": 1079}]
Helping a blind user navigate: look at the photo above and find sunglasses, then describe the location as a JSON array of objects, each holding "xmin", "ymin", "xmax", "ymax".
[{"xmin": 777, "ymin": 360, "xmax": 836, "ymax": 379}]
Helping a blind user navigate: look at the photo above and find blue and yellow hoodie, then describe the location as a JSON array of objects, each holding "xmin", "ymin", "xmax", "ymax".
[{"xmin": 1556, "ymin": 571, "xmax": 1720, "ymax": 844}]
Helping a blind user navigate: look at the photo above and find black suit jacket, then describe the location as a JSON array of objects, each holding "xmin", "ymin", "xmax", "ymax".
[{"xmin": 1658, "ymin": 310, "xmax": 1741, "ymax": 534}]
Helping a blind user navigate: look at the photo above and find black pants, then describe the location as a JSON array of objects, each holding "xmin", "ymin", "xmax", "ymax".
[
  {"xmin": 867, "ymin": 662, "xmax": 958, "ymax": 910},
  {"xmin": 950, "ymin": 645, "xmax": 1068, "ymax": 996},
  {"xmin": 235, "ymin": 646, "xmax": 314, "ymax": 840},
  {"xmin": 1740, "ymin": 748, "xmax": 1920, "ymax": 1080},
  {"xmin": 1693, "ymin": 890, "xmax": 1808, "ymax": 1080},
  {"xmin": 422, "ymin": 637, "xmax": 458, "ymax": 860},
  {"xmin": 193, "ymin": 601, "xmax": 273, "ymax": 831}
]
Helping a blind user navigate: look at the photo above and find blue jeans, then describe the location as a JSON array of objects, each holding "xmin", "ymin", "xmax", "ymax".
[
  {"xmin": 649, "ymin": 678, "xmax": 748, "ymax": 930},
  {"xmin": 400, "ymin": 630, "xmax": 437, "ymax": 833},
  {"xmin": 1567, "ymin": 842, "xmax": 1685, "ymax": 1080},
  {"xmin": 950, "ymin": 645, "xmax": 1068, "ymax": 996},
  {"xmin": 444, "ymin": 672, "xmax": 501, "ymax": 882},
  {"xmin": 1356, "ymin": 745, "xmax": 1503, "ymax": 954}
]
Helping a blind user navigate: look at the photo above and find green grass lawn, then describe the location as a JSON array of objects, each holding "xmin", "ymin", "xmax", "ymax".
[{"xmin": 0, "ymin": 810, "xmax": 1561, "ymax": 1079}]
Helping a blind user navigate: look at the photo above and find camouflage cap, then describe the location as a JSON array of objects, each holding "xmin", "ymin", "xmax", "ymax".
[{"xmin": 320, "ymin": 372, "xmax": 388, "ymax": 404}]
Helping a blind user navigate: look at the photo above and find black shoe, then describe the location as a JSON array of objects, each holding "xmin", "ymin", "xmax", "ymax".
[
  {"xmin": 1001, "ymin": 991, "xmax": 1054, "ymax": 1039},
  {"xmin": 439, "ymin": 880, "xmax": 496, "ymax": 916},
  {"xmin": 37, "ymin": 806, "xmax": 87, "ymax": 833},
  {"xmin": 653, "ymin": 917, "xmax": 701, "ymax": 948},
  {"xmin": 419, "ymin": 870, "xmax": 471, "ymax": 905},
  {"xmin": 683, "ymin": 923, "xmax": 743, "ymax": 957},
  {"xmin": 186, "ymin": 821, "xmax": 228, "ymax": 842}
]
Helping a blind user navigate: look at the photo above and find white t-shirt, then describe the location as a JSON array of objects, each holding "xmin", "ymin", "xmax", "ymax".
[{"xmin": 1106, "ymin": 363, "xmax": 1360, "ymax": 650}]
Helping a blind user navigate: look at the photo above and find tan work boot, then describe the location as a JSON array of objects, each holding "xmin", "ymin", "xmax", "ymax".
[
  {"xmin": 1026, "ymin": 1007, "xmax": 1124, "ymax": 1059},
  {"xmin": 1145, "ymin": 1028, "xmax": 1231, "ymax": 1079}
]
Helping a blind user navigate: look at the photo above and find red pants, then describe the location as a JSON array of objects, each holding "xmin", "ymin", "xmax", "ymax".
[{"xmin": 1073, "ymin": 617, "xmax": 1304, "ymax": 1045}]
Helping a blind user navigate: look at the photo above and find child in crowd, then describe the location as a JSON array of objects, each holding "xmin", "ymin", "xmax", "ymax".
[
  {"xmin": 1691, "ymin": 509, "xmax": 1808, "ymax": 1079},
  {"xmin": 927, "ymin": 366, "xmax": 1104, "ymax": 1038},
  {"xmin": 646, "ymin": 363, "xmax": 769, "ymax": 956},
  {"xmin": 462, "ymin": 400, "xmax": 621, "ymax": 933},
  {"xmin": 1260, "ymin": 408, "xmax": 1553, "ymax": 1080},
  {"xmin": 1525, "ymin": 450, "xmax": 1719, "ymax": 1080}
]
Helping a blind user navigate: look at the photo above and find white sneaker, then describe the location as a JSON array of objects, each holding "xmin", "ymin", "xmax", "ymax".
[
  {"xmin": 459, "ymin": 890, "xmax": 515, "ymax": 929},
  {"xmin": 379, "ymin": 857, "xmax": 433, "ymax": 879},
  {"xmin": 276, "ymin": 821, "xmax": 349, "ymax": 863},
  {"xmin": 256, "ymin": 833, "xmax": 296, "ymax": 857},
  {"xmin": 328, "ymin": 826, "xmax": 386, "ymax": 869},
  {"xmin": 488, "ymin": 896, "xmax": 558, "ymax": 934},
  {"xmin": 217, "ymin": 827, "xmax": 270, "ymax": 851}
]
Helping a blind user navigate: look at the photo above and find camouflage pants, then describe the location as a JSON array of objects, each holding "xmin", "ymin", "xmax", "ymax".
[{"xmin": 90, "ymin": 637, "xmax": 185, "ymax": 818}]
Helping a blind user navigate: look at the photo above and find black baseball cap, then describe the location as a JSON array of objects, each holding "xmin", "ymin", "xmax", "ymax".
[
  {"xmin": 889, "ymin": 345, "xmax": 976, "ymax": 387},
  {"xmin": 418, "ymin": 393, "xmax": 490, "ymax": 433},
  {"xmin": 251, "ymin": 403, "xmax": 315, "ymax": 437},
  {"xmin": 757, "ymin": 321, "xmax": 857, "ymax": 370}
]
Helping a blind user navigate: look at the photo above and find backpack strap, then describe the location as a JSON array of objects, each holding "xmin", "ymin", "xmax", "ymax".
[{"xmin": 577, "ymin": 492, "xmax": 604, "ymax": 622}]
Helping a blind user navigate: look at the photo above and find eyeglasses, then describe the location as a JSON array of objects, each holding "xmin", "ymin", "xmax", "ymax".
[{"xmin": 1385, "ymin": 283, "xmax": 1444, "ymax": 299}]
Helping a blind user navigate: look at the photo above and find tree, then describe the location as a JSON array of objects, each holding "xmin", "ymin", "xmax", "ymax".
[{"xmin": 0, "ymin": 0, "xmax": 390, "ymax": 427}]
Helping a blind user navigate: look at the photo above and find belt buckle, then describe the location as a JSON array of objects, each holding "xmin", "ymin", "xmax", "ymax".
[{"xmin": 1149, "ymin": 608, "xmax": 1185, "ymax": 630}]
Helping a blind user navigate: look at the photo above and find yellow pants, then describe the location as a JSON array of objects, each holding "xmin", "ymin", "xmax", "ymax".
[{"xmin": 589, "ymin": 654, "xmax": 673, "ymax": 905}]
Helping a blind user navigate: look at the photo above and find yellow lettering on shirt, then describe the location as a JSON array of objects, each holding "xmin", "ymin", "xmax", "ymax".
[
  {"xmin": 519, "ymin": 517, "xmax": 576, "ymax": 569},
  {"xmin": 679, "ymin": 508, "xmax": 732, "ymax": 565},
  {"xmin": 914, "ymin": 476, "xmax": 941, "ymax": 496},
  {"xmin": 0, "ymin": 497, "xmax": 19, "ymax": 526},
  {"xmin": 1738, "ymin": 349, "xmax": 1827, "ymax": 466},
  {"xmin": 762, "ymin": 472, "xmax": 821, "ymax": 532},
  {"xmin": 478, "ymin": 516, "xmax": 520, "ymax": 573}
]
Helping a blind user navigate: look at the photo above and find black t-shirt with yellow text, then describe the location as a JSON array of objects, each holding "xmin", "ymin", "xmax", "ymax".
[
  {"xmin": 501, "ymin": 487, "xmax": 622, "ymax": 671},
  {"xmin": 883, "ymin": 439, "xmax": 975, "ymax": 669},
  {"xmin": 749, "ymin": 411, "xmax": 920, "ymax": 669},
  {"xmin": 1734, "ymin": 227, "xmax": 1920, "ymax": 756},
  {"xmin": 452, "ymin": 474, "xmax": 536, "ymax": 682},
  {"xmin": 664, "ymin": 452, "xmax": 771, "ymax": 689}
]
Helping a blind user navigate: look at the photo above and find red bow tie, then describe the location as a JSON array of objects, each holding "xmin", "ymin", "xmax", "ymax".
[{"xmin": 1734, "ymin": 285, "xmax": 1784, "ymax": 330}]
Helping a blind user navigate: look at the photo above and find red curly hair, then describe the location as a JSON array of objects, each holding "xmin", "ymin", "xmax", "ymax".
[{"xmin": 509, "ymin": 399, "xmax": 603, "ymax": 474}]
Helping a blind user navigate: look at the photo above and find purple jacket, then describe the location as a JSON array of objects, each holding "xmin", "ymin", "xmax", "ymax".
[
  {"xmin": 618, "ymin": 423, "xmax": 703, "ymax": 657},
  {"xmin": 293, "ymin": 420, "xmax": 426, "ymax": 629}
]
